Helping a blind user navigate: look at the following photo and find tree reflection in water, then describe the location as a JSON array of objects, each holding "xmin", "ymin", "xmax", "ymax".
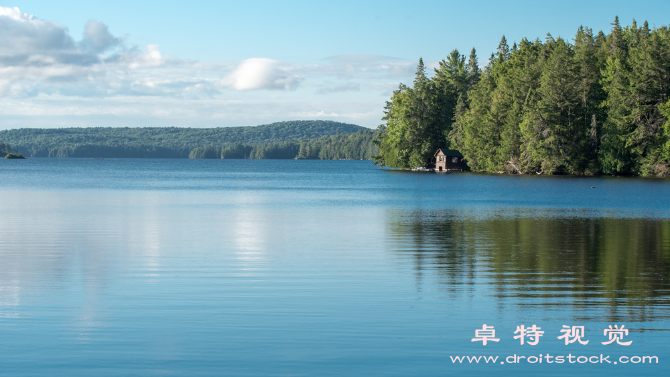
[{"xmin": 386, "ymin": 208, "xmax": 670, "ymax": 321}]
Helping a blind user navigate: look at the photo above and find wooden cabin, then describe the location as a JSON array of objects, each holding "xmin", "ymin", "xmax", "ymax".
[{"xmin": 434, "ymin": 149, "xmax": 468, "ymax": 172}]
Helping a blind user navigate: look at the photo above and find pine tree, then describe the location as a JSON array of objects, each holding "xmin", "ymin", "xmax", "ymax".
[
  {"xmin": 433, "ymin": 50, "xmax": 468, "ymax": 148},
  {"xmin": 574, "ymin": 25, "xmax": 605, "ymax": 173},
  {"xmin": 598, "ymin": 17, "xmax": 638, "ymax": 173},
  {"xmin": 608, "ymin": 16, "xmax": 627, "ymax": 57},
  {"xmin": 497, "ymin": 35, "xmax": 510, "ymax": 61},
  {"xmin": 536, "ymin": 38, "xmax": 582, "ymax": 173},
  {"xmin": 466, "ymin": 48, "xmax": 480, "ymax": 90},
  {"xmin": 625, "ymin": 24, "xmax": 670, "ymax": 175}
]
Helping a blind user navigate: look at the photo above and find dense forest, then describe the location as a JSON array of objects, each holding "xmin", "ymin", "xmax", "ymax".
[
  {"xmin": 0, "ymin": 120, "xmax": 367, "ymax": 158},
  {"xmin": 189, "ymin": 129, "xmax": 378, "ymax": 160},
  {"xmin": 0, "ymin": 140, "xmax": 12, "ymax": 155},
  {"xmin": 374, "ymin": 17, "xmax": 670, "ymax": 176}
]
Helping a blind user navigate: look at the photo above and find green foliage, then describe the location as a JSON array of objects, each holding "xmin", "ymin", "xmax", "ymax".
[
  {"xmin": 375, "ymin": 18, "xmax": 670, "ymax": 176},
  {"xmin": 249, "ymin": 141, "xmax": 301, "ymax": 159},
  {"xmin": 1, "ymin": 140, "xmax": 22, "ymax": 158},
  {"xmin": 0, "ymin": 139, "xmax": 12, "ymax": 155},
  {"xmin": 0, "ymin": 120, "xmax": 366, "ymax": 159},
  {"xmin": 374, "ymin": 54, "xmax": 471, "ymax": 168},
  {"xmin": 189, "ymin": 130, "xmax": 379, "ymax": 160}
]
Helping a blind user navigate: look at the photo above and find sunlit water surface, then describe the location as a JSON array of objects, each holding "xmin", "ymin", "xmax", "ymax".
[{"xmin": 0, "ymin": 159, "xmax": 669, "ymax": 376}]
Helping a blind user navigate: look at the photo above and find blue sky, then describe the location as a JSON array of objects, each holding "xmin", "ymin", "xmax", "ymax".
[{"xmin": 1, "ymin": 0, "xmax": 669, "ymax": 129}]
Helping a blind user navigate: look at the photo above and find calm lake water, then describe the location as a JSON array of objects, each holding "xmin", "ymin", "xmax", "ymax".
[{"xmin": 0, "ymin": 158, "xmax": 668, "ymax": 376}]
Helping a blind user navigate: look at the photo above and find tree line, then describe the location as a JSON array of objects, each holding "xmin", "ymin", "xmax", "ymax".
[
  {"xmin": 0, "ymin": 120, "xmax": 367, "ymax": 158},
  {"xmin": 374, "ymin": 17, "xmax": 670, "ymax": 176},
  {"xmin": 189, "ymin": 130, "xmax": 379, "ymax": 160}
]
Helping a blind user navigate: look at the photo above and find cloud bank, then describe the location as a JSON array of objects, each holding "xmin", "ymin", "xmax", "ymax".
[{"xmin": 0, "ymin": 7, "xmax": 418, "ymax": 128}]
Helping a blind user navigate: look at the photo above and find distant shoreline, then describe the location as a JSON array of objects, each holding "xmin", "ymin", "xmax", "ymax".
[{"xmin": 0, "ymin": 120, "xmax": 379, "ymax": 160}]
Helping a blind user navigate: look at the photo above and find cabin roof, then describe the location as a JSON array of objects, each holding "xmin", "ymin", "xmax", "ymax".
[{"xmin": 434, "ymin": 148, "xmax": 463, "ymax": 158}]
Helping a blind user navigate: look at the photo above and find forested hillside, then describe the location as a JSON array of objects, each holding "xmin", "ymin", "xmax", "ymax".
[
  {"xmin": 0, "ymin": 140, "xmax": 13, "ymax": 154},
  {"xmin": 189, "ymin": 129, "xmax": 378, "ymax": 160},
  {"xmin": 374, "ymin": 17, "xmax": 670, "ymax": 176},
  {"xmin": 0, "ymin": 120, "xmax": 367, "ymax": 158}
]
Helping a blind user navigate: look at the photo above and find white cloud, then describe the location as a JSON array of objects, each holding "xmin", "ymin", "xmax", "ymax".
[
  {"xmin": 125, "ymin": 44, "xmax": 164, "ymax": 68},
  {"xmin": 81, "ymin": 19, "xmax": 121, "ymax": 52},
  {"xmin": 219, "ymin": 58, "xmax": 301, "ymax": 91},
  {"xmin": 0, "ymin": 6, "xmax": 29, "ymax": 21},
  {"xmin": 0, "ymin": 6, "xmax": 176, "ymax": 97},
  {"xmin": 0, "ymin": 6, "xmax": 77, "ymax": 61}
]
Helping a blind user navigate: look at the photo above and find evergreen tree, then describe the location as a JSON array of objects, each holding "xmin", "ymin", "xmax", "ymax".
[
  {"xmin": 466, "ymin": 48, "xmax": 480, "ymax": 90},
  {"xmin": 574, "ymin": 25, "xmax": 605, "ymax": 173},
  {"xmin": 497, "ymin": 35, "xmax": 510, "ymax": 61}
]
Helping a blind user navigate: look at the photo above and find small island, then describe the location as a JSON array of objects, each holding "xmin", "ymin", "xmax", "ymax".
[{"xmin": 2, "ymin": 140, "xmax": 25, "ymax": 159}]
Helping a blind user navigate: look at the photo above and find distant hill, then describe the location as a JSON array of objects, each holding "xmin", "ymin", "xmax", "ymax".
[
  {"xmin": 189, "ymin": 129, "xmax": 379, "ymax": 160},
  {"xmin": 0, "ymin": 120, "xmax": 368, "ymax": 158}
]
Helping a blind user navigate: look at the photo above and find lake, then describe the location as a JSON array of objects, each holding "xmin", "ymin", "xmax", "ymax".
[{"xmin": 0, "ymin": 158, "xmax": 668, "ymax": 376}]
